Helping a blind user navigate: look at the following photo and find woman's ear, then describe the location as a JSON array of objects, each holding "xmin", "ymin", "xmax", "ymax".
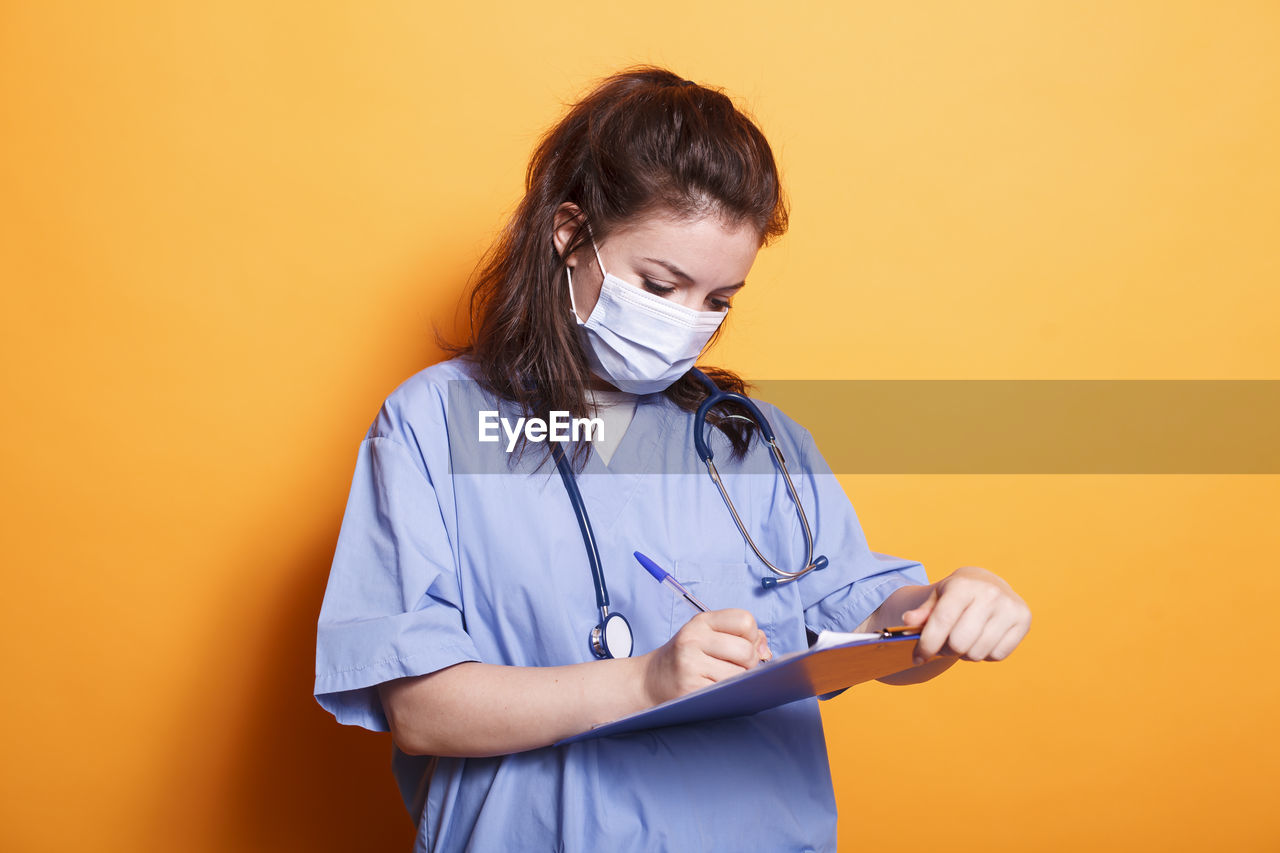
[{"xmin": 552, "ymin": 202, "xmax": 584, "ymax": 263}]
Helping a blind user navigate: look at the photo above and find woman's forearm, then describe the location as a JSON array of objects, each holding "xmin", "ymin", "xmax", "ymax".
[
  {"xmin": 378, "ymin": 655, "xmax": 654, "ymax": 758},
  {"xmin": 380, "ymin": 608, "xmax": 772, "ymax": 758}
]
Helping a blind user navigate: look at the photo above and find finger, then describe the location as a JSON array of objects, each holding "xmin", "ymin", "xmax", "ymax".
[
  {"xmin": 989, "ymin": 618, "xmax": 1031, "ymax": 661},
  {"xmin": 755, "ymin": 629, "xmax": 773, "ymax": 661},
  {"xmin": 701, "ymin": 631, "xmax": 759, "ymax": 670},
  {"xmin": 700, "ymin": 656, "xmax": 752, "ymax": 684},
  {"xmin": 915, "ymin": 587, "xmax": 975, "ymax": 662},
  {"xmin": 901, "ymin": 588, "xmax": 938, "ymax": 627},
  {"xmin": 674, "ymin": 662, "xmax": 743, "ymax": 698},
  {"xmin": 703, "ymin": 608, "xmax": 760, "ymax": 642},
  {"xmin": 964, "ymin": 612, "xmax": 1016, "ymax": 661},
  {"xmin": 944, "ymin": 595, "xmax": 1002, "ymax": 658}
]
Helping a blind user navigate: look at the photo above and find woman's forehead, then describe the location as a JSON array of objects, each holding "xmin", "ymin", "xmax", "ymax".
[{"xmin": 606, "ymin": 212, "xmax": 761, "ymax": 283}]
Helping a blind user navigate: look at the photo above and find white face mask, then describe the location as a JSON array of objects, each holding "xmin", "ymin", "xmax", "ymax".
[{"xmin": 566, "ymin": 238, "xmax": 727, "ymax": 394}]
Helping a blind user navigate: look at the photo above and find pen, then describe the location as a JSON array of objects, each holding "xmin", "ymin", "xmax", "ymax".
[
  {"xmin": 636, "ymin": 551, "xmax": 772, "ymax": 665},
  {"xmin": 633, "ymin": 551, "xmax": 708, "ymax": 614}
]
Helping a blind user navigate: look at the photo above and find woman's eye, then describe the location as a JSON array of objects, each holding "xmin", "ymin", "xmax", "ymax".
[
  {"xmin": 640, "ymin": 277, "xmax": 730, "ymax": 311},
  {"xmin": 641, "ymin": 278, "xmax": 676, "ymax": 296}
]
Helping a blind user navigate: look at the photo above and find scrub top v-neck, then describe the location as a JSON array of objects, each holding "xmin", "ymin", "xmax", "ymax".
[
  {"xmin": 584, "ymin": 387, "xmax": 638, "ymax": 468},
  {"xmin": 314, "ymin": 355, "xmax": 929, "ymax": 853}
]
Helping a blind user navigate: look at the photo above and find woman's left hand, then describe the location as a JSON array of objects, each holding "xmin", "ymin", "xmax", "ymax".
[{"xmin": 900, "ymin": 566, "xmax": 1031, "ymax": 665}]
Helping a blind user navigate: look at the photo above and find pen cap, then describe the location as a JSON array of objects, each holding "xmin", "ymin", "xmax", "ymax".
[{"xmin": 633, "ymin": 551, "xmax": 669, "ymax": 582}]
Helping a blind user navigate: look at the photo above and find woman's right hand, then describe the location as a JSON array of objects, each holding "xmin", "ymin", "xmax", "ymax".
[{"xmin": 641, "ymin": 609, "xmax": 772, "ymax": 706}]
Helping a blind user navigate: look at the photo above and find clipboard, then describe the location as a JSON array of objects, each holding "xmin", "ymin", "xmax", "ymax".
[{"xmin": 556, "ymin": 626, "xmax": 923, "ymax": 745}]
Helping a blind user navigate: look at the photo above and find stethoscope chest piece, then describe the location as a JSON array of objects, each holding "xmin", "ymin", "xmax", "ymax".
[{"xmin": 591, "ymin": 611, "xmax": 633, "ymax": 660}]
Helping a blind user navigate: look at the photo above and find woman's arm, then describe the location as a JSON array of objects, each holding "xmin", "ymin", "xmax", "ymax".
[
  {"xmin": 380, "ymin": 656, "xmax": 649, "ymax": 757},
  {"xmin": 854, "ymin": 566, "xmax": 1032, "ymax": 685},
  {"xmin": 381, "ymin": 608, "xmax": 772, "ymax": 758}
]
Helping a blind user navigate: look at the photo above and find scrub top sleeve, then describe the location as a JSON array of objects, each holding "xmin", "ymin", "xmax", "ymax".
[
  {"xmin": 777, "ymin": 415, "xmax": 930, "ymax": 636},
  {"xmin": 314, "ymin": 434, "xmax": 480, "ymax": 732}
]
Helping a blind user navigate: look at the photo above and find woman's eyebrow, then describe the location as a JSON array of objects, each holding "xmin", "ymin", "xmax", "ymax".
[{"xmin": 640, "ymin": 256, "xmax": 747, "ymax": 289}]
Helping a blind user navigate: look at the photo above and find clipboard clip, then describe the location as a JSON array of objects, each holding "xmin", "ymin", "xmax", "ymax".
[{"xmin": 878, "ymin": 625, "xmax": 922, "ymax": 639}]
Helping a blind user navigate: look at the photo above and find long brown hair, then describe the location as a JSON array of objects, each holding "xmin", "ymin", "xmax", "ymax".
[{"xmin": 446, "ymin": 66, "xmax": 788, "ymax": 468}]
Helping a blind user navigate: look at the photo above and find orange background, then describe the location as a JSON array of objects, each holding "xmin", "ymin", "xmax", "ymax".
[{"xmin": 2, "ymin": 2, "xmax": 1277, "ymax": 850}]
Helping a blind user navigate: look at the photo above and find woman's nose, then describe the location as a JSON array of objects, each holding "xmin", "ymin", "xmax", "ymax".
[{"xmin": 672, "ymin": 291, "xmax": 709, "ymax": 311}]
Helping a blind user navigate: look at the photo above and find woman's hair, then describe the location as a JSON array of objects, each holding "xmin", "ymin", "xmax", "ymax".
[{"xmin": 447, "ymin": 65, "xmax": 788, "ymax": 467}]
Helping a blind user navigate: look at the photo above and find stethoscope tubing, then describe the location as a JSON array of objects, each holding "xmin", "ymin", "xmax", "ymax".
[
  {"xmin": 551, "ymin": 441, "xmax": 611, "ymax": 613},
  {"xmin": 550, "ymin": 369, "xmax": 828, "ymax": 658},
  {"xmin": 689, "ymin": 368, "xmax": 827, "ymax": 588}
]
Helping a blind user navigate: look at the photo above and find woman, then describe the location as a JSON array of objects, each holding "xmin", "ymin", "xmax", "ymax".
[{"xmin": 314, "ymin": 66, "xmax": 1031, "ymax": 852}]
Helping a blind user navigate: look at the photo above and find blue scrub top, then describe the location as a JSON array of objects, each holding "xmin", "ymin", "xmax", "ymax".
[{"xmin": 314, "ymin": 356, "xmax": 928, "ymax": 853}]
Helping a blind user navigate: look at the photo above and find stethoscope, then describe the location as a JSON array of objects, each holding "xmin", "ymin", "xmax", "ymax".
[{"xmin": 551, "ymin": 367, "xmax": 828, "ymax": 660}]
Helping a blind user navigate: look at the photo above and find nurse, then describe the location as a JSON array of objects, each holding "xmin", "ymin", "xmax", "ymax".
[{"xmin": 315, "ymin": 66, "xmax": 1031, "ymax": 852}]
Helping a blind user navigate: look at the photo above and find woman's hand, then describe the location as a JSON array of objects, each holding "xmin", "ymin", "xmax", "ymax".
[
  {"xmin": 641, "ymin": 609, "xmax": 772, "ymax": 706},
  {"xmin": 901, "ymin": 566, "xmax": 1031, "ymax": 665}
]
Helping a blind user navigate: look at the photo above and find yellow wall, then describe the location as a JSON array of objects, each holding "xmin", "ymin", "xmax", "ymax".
[{"xmin": 2, "ymin": 2, "xmax": 1276, "ymax": 850}]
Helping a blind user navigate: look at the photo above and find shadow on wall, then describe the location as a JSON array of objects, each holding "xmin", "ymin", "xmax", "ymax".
[
  {"xmin": 150, "ymin": 253, "xmax": 476, "ymax": 851},
  {"xmin": 213, "ymin": 535, "xmax": 415, "ymax": 851}
]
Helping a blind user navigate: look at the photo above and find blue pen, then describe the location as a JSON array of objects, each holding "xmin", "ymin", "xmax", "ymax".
[{"xmin": 634, "ymin": 551, "xmax": 708, "ymax": 613}]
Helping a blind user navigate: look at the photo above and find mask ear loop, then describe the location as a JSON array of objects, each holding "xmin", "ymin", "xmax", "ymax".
[
  {"xmin": 563, "ymin": 219, "xmax": 599, "ymax": 323},
  {"xmin": 588, "ymin": 233, "xmax": 608, "ymax": 280},
  {"xmin": 565, "ymin": 265, "xmax": 582, "ymax": 322}
]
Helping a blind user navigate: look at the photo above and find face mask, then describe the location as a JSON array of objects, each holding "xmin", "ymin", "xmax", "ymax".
[{"xmin": 566, "ymin": 237, "xmax": 727, "ymax": 394}]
